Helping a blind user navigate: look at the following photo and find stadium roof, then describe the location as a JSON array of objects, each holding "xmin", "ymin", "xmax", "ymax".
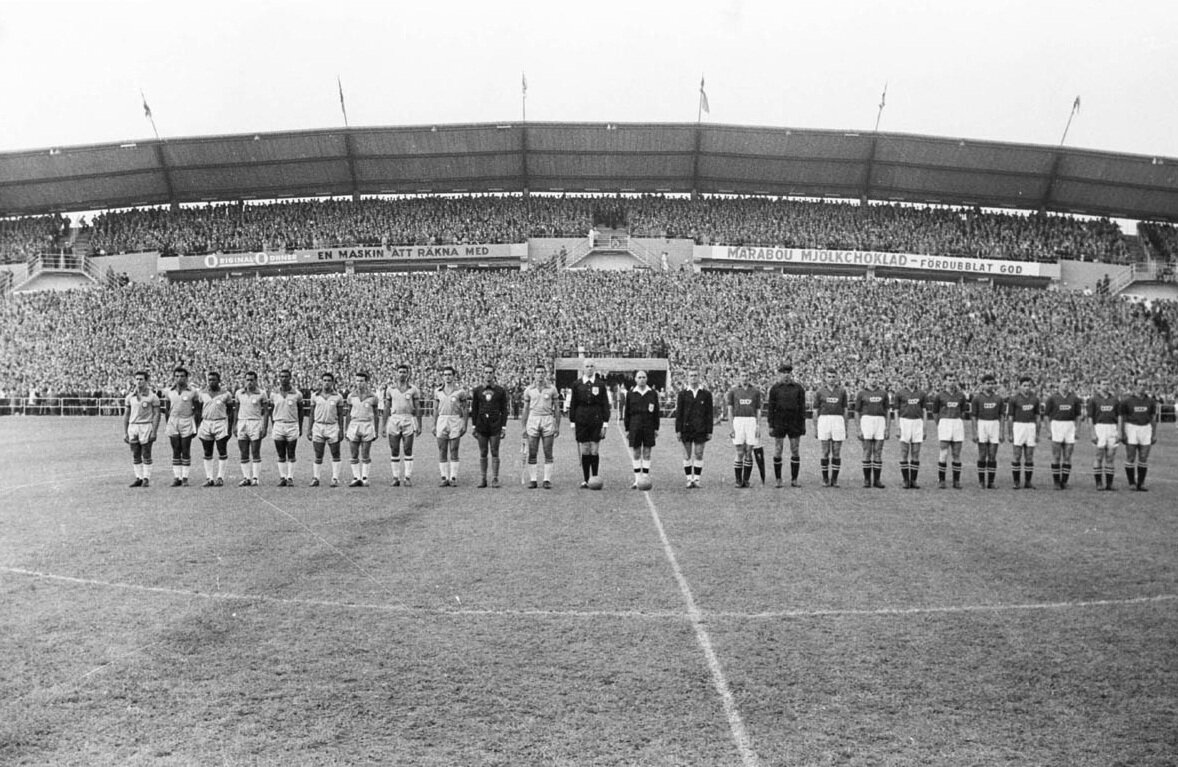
[{"xmin": 2, "ymin": 122, "xmax": 1176, "ymax": 222}]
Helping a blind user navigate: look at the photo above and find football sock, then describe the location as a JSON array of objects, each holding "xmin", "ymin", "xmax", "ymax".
[
  {"xmin": 391, "ymin": 456, "xmax": 401, "ymax": 479},
  {"xmin": 735, "ymin": 460, "xmax": 744, "ymax": 485},
  {"xmin": 490, "ymin": 457, "xmax": 499, "ymax": 480},
  {"xmin": 790, "ymin": 457, "xmax": 800, "ymax": 481},
  {"xmin": 331, "ymin": 461, "xmax": 340, "ymax": 480},
  {"xmin": 584, "ymin": 455, "xmax": 593, "ymax": 481},
  {"xmin": 532, "ymin": 463, "xmax": 541, "ymax": 482},
  {"xmin": 977, "ymin": 460, "xmax": 986, "ymax": 485},
  {"xmin": 820, "ymin": 458, "xmax": 829, "ymax": 484},
  {"xmin": 901, "ymin": 462, "xmax": 910, "ymax": 485},
  {"xmin": 1137, "ymin": 465, "xmax": 1148, "ymax": 487},
  {"xmin": 830, "ymin": 458, "xmax": 841, "ymax": 483},
  {"xmin": 450, "ymin": 461, "xmax": 460, "ymax": 481},
  {"xmin": 1061, "ymin": 462, "xmax": 1071, "ymax": 487},
  {"xmin": 938, "ymin": 461, "xmax": 947, "ymax": 482},
  {"xmin": 1051, "ymin": 462, "xmax": 1061, "ymax": 484},
  {"xmin": 910, "ymin": 461, "xmax": 919, "ymax": 483},
  {"xmin": 351, "ymin": 461, "xmax": 361, "ymax": 480},
  {"xmin": 542, "ymin": 463, "xmax": 552, "ymax": 482},
  {"xmin": 1012, "ymin": 462, "xmax": 1021, "ymax": 485},
  {"xmin": 773, "ymin": 457, "xmax": 783, "ymax": 480},
  {"xmin": 1104, "ymin": 471, "xmax": 1114, "ymax": 489},
  {"xmin": 863, "ymin": 461, "xmax": 872, "ymax": 483},
  {"xmin": 951, "ymin": 462, "xmax": 961, "ymax": 484},
  {"xmin": 403, "ymin": 457, "xmax": 414, "ymax": 478}
]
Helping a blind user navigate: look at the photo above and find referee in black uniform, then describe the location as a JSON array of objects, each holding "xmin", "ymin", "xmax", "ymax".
[
  {"xmin": 567, "ymin": 360, "xmax": 611, "ymax": 488},
  {"xmin": 674, "ymin": 368, "xmax": 715, "ymax": 488},
  {"xmin": 471, "ymin": 363, "xmax": 509, "ymax": 488}
]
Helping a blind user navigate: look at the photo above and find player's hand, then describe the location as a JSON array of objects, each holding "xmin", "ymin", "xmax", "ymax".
[
  {"xmin": 1091, "ymin": 436, "xmax": 1097, "ymax": 445},
  {"xmin": 123, "ymin": 435, "xmax": 129, "ymax": 444}
]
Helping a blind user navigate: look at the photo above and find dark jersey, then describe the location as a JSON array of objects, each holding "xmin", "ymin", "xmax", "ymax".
[
  {"xmin": 568, "ymin": 376, "xmax": 610, "ymax": 427},
  {"xmin": 726, "ymin": 386, "xmax": 762, "ymax": 418},
  {"xmin": 1007, "ymin": 392, "xmax": 1041, "ymax": 423},
  {"xmin": 623, "ymin": 388, "xmax": 661, "ymax": 432},
  {"xmin": 1044, "ymin": 392, "xmax": 1083, "ymax": 422},
  {"xmin": 971, "ymin": 392, "xmax": 1005, "ymax": 422},
  {"xmin": 815, "ymin": 386, "xmax": 847, "ymax": 417},
  {"xmin": 470, "ymin": 384, "xmax": 509, "ymax": 434},
  {"xmin": 1087, "ymin": 393, "xmax": 1120, "ymax": 425},
  {"xmin": 892, "ymin": 389, "xmax": 928, "ymax": 420},
  {"xmin": 675, "ymin": 387, "xmax": 714, "ymax": 440},
  {"xmin": 854, "ymin": 388, "xmax": 890, "ymax": 417},
  {"xmin": 767, "ymin": 381, "xmax": 807, "ymax": 435},
  {"xmin": 933, "ymin": 389, "xmax": 968, "ymax": 420},
  {"xmin": 1119, "ymin": 394, "xmax": 1157, "ymax": 427}
]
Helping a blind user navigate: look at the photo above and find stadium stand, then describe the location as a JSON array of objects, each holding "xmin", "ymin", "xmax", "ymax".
[
  {"xmin": 79, "ymin": 196, "xmax": 1134, "ymax": 263},
  {"xmin": 1, "ymin": 271, "xmax": 1174, "ymax": 406},
  {"xmin": 0, "ymin": 214, "xmax": 67, "ymax": 264}
]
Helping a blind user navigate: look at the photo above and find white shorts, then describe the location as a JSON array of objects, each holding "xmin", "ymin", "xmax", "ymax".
[
  {"xmin": 975, "ymin": 419, "xmax": 1001, "ymax": 444},
  {"xmin": 386, "ymin": 413, "xmax": 416, "ymax": 436},
  {"xmin": 312, "ymin": 422, "xmax": 341, "ymax": 443},
  {"xmin": 526, "ymin": 414, "xmax": 557, "ymax": 438},
  {"xmin": 346, "ymin": 420, "xmax": 377, "ymax": 443},
  {"xmin": 1124, "ymin": 423, "xmax": 1153, "ymax": 446},
  {"xmin": 436, "ymin": 414, "xmax": 465, "ymax": 439},
  {"xmin": 127, "ymin": 423, "xmax": 155, "ymax": 444},
  {"xmin": 731, "ymin": 416, "xmax": 759, "ymax": 446},
  {"xmin": 1050, "ymin": 420, "xmax": 1077, "ymax": 445},
  {"xmin": 817, "ymin": 414, "xmax": 846, "ymax": 442},
  {"xmin": 1093, "ymin": 423, "xmax": 1118, "ymax": 449},
  {"xmin": 272, "ymin": 421, "xmax": 300, "ymax": 441},
  {"xmin": 165, "ymin": 416, "xmax": 196, "ymax": 438},
  {"xmin": 859, "ymin": 414, "xmax": 886, "ymax": 441},
  {"xmin": 236, "ymin": 419, "xmax": 264, "ymax": 442},
  {"xmin": 197, "ymin": 419, "xmax": 229, "ymax": 441},
  {"xmin": 937, "ymin": 418, "xmax": 965, "ymax": 443},
  {"xmin": 1011, "ymin": 422, "xmax": 1038, "ymax": 447},
  {"xmin": 898, "ymin": 417, "xmax": 924, "ymax": 444}
]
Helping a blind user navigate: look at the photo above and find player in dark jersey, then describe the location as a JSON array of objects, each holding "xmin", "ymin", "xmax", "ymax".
[
  {"xmin": 567, "ymin": 360, "xmax": 611, "ymax": 488},
  {"xmin": 1119, "ymin": 377, "xmax": 1159, "ymax": 491},
  {"xmin": 853, "ymin": 370, "xmax": 890, "ymax": 489},
  {"xmin": 970, "ymin": 374, "xmax": 1005, "ymax": 489},
  {"xmin": 674, "ymin": 368, "xmax": 715, "ymax": 488},
  {"xmin": 1086, "ymin": 378, "xmax": 1120, "ymax": 490},
  {"xmin": 1044, "ymin": 376, "xmax": 1083, "ymax": 489},
  {"xmin": 813, "ymin": 369, "xmax": 848, "ymax": 488},
  {"xmin": 891, "ymin": 375, "xmax": 929, "ymax": 489},
  {"xmin": 932, "ymin": 373, "xmax": 968, "ymax": 489},
  {"xmin": 767, "ymin": 363, "xmax": 806, "ymax": 488},
  {"xmin": 471, "ymin": 363, "xmax": 509, "ymax": 488},
  {"xmin": 725, "ymin": 370, "xmax": 763, "ymax": 488},
  {"xmin": 1006, "ymin": 376, "xmax": 1041, "ymax": 489}
]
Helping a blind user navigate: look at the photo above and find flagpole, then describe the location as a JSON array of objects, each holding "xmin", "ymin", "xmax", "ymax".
[
  {"xmin": 1060, "ymin": 96, "xmax": 1080, "ymax": 146},
  {"xmin": 698, "ymin": 75, "xmax": 706, "ymax": 124},
  {"xmin": 338, "ymin": 76, "xmax": 350, "ymax": 128},
  {"xmin": 140, "ymin": 89, "xmax": 160, "ymax": 141},
  {"xmin": 522, "ymin": 72, "xmax": 527, "ymax": 123},
  {"xmin": 873, "ymin": 82, "xmax": 887, "ymax": 133}
]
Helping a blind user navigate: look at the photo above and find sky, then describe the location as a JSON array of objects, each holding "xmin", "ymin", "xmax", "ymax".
[{"xmin": 1, "ymin": 0, "xmax": 1177, "ymax": 159}]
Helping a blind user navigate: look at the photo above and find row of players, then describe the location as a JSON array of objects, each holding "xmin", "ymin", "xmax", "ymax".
[{"xmin": 122, "ymin": 362, "xmax": 1163, "ymax": 492}]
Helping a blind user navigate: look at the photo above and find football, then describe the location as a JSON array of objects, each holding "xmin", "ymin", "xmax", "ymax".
[
  {"xmin": 587, "ymin": 476, "xmax": 604, "ymax": 490},
  {"xmin": 635, "ymin": 477, "xmax": 653, "ymax": 491}
]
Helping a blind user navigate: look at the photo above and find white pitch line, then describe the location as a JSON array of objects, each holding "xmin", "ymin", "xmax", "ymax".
[
  {"xmin": 641, "ymin": 491, "xmax": 761, "ymax": 767},
  {"xmin": 3, "ymin": 565, "xmax": 1174, "ymax": 623},
  {"xmin": 0, "ymin": 469, "xmax": 125, "ymax": 496}
]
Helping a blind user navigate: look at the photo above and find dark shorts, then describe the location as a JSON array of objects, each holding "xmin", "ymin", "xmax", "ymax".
[
  {"xmin": 679, "ymin": 430, "xmax": 711, "ymax": 444},
  {"xmin": 628, "ymin": 426, "xmax": 657, "ymax": 449},
  {"xmin": 575, "ymin": 421, "xmax": 605, "ymax": 443},
  {"xmin": 770, "ymin": 425, "xmax": 806, "ymax": 439}
]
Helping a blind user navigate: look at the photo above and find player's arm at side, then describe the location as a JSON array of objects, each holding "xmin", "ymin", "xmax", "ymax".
[
  {"xmin": 377, "ymin": 387, "xmax": 388, "ymax": 438},
  {"xmin": 122, "ymin": 397, "xmax": 131, "ymax": 443},
  {"xmin": 260, "ymin": 395, "xmax": 271, "ymax": 439}
]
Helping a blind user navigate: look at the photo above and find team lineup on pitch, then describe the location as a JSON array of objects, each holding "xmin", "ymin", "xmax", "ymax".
[{"xmin": 119, "ymin": 359, "xmax": 1166, "ymax": 495}]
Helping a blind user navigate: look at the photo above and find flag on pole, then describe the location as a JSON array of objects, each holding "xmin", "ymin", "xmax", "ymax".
[
  {"xmin": 141, "ymin": 92, "xmax": 152, "ymax": 119},
  {"xmin": 338, "ymin": 76, "xmax": 349, "ymax": 126},
  {"xmin": 1073, "ymin": 95, "xmax": 1081, "ymax": 113},
  {"xmin": 879, "ymin": 82, "xmax": 887, "ymax": 110},
  {"xmin": 699, "ymin": 76, "xmax": 710, "ymax": 115},
  {"xmin": 522, "ymin": 72, "xmax": 527, "ymax": 96}
]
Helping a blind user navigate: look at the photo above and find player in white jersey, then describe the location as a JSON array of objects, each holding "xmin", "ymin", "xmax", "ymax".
[
  {"xmin": 521, "ymin": 364, "xmax": 562, "ymax": 488},
  {"xmin": 270, "ymin": 369, "xmax": 304, "ymax": 486},
  {"xmin": 196, "ymin": 371, "xmax": 234, "ymax": 486},
  {"xmin": 163, "ymin": 366, "xmax": 200, "ymax": 486},
  {"xmin": 305, "ymin": 372, "xmax": 346, "ymax": 487},
  {"xmin": 234, "ymin": 371, "xmax": 270, "ymax": 486},
  {"xmin": 433, "ymin": 365, "xmax": 470, "ymax": 486},
  {"xmin": 345, "ymin": 371, "xmax": 380, "ymax": 487},
  {"xmin": 378, "ymin": 363, "xmax": 421, "ymax": 487},
  {"xmin": 123, "ymin": 370, "xmax": 161, "ymax": 487}
]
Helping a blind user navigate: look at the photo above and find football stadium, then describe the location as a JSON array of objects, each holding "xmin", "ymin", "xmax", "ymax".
[{"xmin": 3, "ymin": 5, "xmax": 1178, "ymax": 766}]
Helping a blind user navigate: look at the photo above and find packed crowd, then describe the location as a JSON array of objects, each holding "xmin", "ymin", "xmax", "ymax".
[
  {"xmin": 2, "ymin": 270, "xmax": 1175, "ymax": 405},
  {"xmin": 0, "ymin": 214, "xmax": 67, "ymax": 264},
  {"xmin": 1139, "ymin": 221, "xmax": 1178, "ymax": 263},
  {"xmin": 80, "ymin": 195, "xmax": 1135, "ymax": 263}
]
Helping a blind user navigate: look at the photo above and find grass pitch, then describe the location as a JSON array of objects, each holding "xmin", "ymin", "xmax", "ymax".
[{"xmin": 1, "ymin": 418, "xmax": 1176, "ymax": 765}]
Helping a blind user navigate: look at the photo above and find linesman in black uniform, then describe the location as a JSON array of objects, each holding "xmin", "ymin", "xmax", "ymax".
[
  {"xmin": 567, "ymin": 360, "xmax": 611, "ymax": 488},
  {"xmin": 767, "ymin": 363, "xmax": 806, "ymax": 488},
  {"xmin": 471, "ymin": 363, "xmax": 509, "ymax": 488},
  {"xmin": 674, "ymin": 368, "xmax": 715, "ymax": 488}
]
